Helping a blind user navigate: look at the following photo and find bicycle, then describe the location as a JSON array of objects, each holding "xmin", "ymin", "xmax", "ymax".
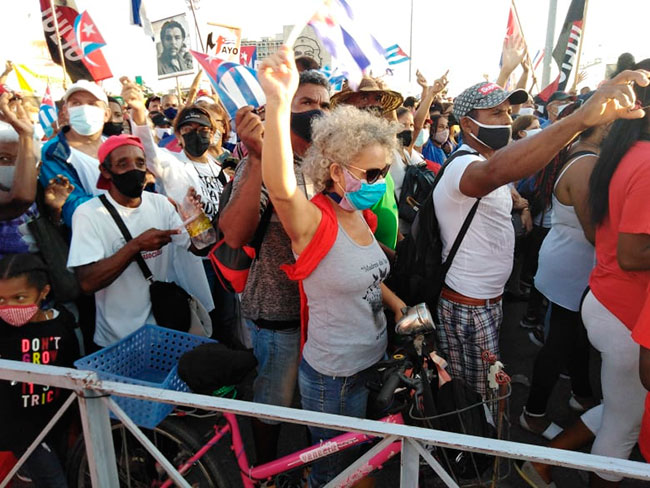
[{"xmin": 67, "ymin": 305, "xmax": 511, "ymax": 487}]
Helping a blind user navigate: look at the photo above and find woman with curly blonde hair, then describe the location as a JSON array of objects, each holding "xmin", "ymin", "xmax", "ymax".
[{"xmin": 259, "ymin": 46, "xmax": 407, "ymax": 486}]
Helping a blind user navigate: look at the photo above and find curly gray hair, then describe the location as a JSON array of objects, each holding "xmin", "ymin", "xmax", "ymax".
[{"xmin": 302, "ymin": 105, "xmax": 399, "ymax": 192}]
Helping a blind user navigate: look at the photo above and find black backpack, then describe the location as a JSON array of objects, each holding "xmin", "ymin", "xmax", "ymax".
[
  {"xmin": 388, "ymin": 150, "xmax": 480, "ymax": 311},
  {"xmin": 397, "ymin": 161, "xmax": 438, "ymax": 225}
]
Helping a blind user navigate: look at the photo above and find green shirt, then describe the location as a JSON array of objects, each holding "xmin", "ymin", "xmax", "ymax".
[{"xmin": 371, "ymin": 173, "xmax": 398, "ymax": 250}]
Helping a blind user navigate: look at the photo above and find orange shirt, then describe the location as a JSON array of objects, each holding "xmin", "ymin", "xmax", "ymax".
[
  {"xmin": 632, "ymin": 287, "xmax": 650, "ymax": 461},
  {"xmin": 590, "ymin": 141, "xmax": 650, "ymax": 329}
]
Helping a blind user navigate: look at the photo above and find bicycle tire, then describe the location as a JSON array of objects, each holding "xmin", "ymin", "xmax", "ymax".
[{"xmin": 66, "ymin": 415, "xmax": 243, "ymax": 488}]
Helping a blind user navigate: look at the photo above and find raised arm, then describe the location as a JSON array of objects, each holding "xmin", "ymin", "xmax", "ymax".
[
  {"xmin": 0, "ymin": 93, "xmax": 37, "ymax": 220},
  {"xmin": 460, "ymin": 70, "xmax": 650, "ymax": 198},
  {"xmin": 412, "ymin": 70, "xmax": 448, "ymax": 149},
  {"xmin": 218, "ymin": 107, "xmax": 265, "ymax": 247},
  {"xmin": 258, "ymin": 46, "xmax": 321, "ymax": 254},
  {"xmin": 496, "ymin": 36, "xmax": 525, "ymax": 88}
]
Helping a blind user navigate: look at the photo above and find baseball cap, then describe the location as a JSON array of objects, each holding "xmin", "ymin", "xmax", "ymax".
[
  {"xmin": 452, "ymin": 82, "xmax": 528, "ymax": 120},
  {"xmin": 177, "ymin": 107, "xmax": 212, "ymax": 129},
  {"xmin": 547, "ymin": 91, "xmax": 575, "ymax": 103},
  {"xmin": 63, "ymin": 80, "xmax": 108, "ymax": 105},
  {"xmin": 96, "ymin": 134, "xmax": 145, "ymax": 189}
]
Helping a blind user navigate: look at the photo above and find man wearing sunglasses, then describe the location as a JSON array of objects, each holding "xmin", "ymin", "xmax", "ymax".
[
  {"xmin": 432, "ymin": 71, "xmax": 650, "ymax": 399},
  {"xmin": 218, "ymin": 69, "xmax": 330, "ymax": 469}
]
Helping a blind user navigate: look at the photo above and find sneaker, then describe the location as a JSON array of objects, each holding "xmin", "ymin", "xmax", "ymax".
[
  {"xmin": 528, "ymin": 327, "xmax": 545, "ymax": 347},
  {"xmin": 520, "ymin": 315, "xmax": 542, "ymax": 329}
]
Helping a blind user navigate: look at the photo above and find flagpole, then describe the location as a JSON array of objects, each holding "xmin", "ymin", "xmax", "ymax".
[
  {"xmin": 175, "ymin": 76, "xmax": 183, "ymax": 103},
  {"xmin": 542, "ymin": 0, "xmax": 557, "ymax": 87},
  {"xmin": 511, "ymin": 0, "xmax": 539, "ymax": 93},
  {"xmin": 49, "ymin": 0, "xmax": 68, "ymax": 89},
  {"xmin": 408, "ymin": 0, "xmax": 413, "ymax": 83},
  {"xmin": 571, "ymin": 0, "xmax": 589, "ymax": 92},
  {"xmin": 187, "ymin": 0, "xmax": 204, "ymax": 52}
]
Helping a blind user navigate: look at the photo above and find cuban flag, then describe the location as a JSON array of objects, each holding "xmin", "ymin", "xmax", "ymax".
[
  {"xmin": 38, "ymin": 85, "xmax": 57, "ymax": 139},
  {"xmin": 384, "ymin": 44, "xmax": 409, "ymax": 66},
  {"xmin": 308, "ymin": 0, "xmax": 389, "ymax": 89},
  {"xmin": 131, "ymin": 0, "xmax": 154, "ymax": 40},
  {"xmin": 73, "ymin": 10, "xmax": 112, "ymax": 81},
  {"xmin": 320, "ymin": 65, "xmax": 346, "ymax": 92},
  {"xmin": 191, "ymin": 50, "xmax": 266, "ymax": 120},
  {"xmin": 239, "ymin": 46, "xmax": 257, "ymax": 69}
]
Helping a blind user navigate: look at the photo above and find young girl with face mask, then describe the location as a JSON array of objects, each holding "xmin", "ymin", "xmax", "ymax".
[
  {"xmin": 421, "ymin": 114, "xmax": 456, "ymax": 165},
  {"xmin": 0, "ymin": 253, "xmax": 79, "ymax": 487},
  {"xmin": 259, "ymin": 47, "xmax": 408, "ymax": 487}
]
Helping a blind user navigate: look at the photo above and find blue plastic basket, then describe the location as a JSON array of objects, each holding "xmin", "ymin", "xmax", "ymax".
[{"xmin": 74, "ymin": 325, "xmax": 214, "ymax": 429}]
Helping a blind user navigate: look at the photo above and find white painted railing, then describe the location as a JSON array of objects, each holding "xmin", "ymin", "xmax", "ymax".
[{"xmin": 0, "ymin": 359, "xmax": 649, "ymax": 487}]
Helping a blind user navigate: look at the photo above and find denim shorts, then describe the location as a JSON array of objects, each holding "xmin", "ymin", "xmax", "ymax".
[
  {"xmin": 298, "ymin": 358, "xmax": 373, "ymax": 487},
  {"xmin": 246, "ymin": 321, "xmax": 300, "ymax": 425}
]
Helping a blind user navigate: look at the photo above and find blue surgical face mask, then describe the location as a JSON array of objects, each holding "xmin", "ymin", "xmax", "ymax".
[
  {"xmin": 415, "ymin": 128, "xmax": 429, "ymax": 146},
  {"xmin": 68, "ymin": 105, "xmax": 106, "ymax": 136},
  {"xmin": 331, "ymin": 167, "xmax": 386, "ymax": 211}
]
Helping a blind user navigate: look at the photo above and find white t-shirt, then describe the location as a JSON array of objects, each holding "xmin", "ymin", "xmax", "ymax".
[
  {"xmin": 69, "ymin": 147, "xmax": 105, "ymax": 196},
  {"xmin": 433, "ymin": 145, "xmax": 514, "ymax": 299},
  {"xmin": 67, "ymin": 192, "xmax": 190, "ymax": 346},
  {"xmin": 185, "ymin": 158, "xmax": 225, "ymax": 220}
]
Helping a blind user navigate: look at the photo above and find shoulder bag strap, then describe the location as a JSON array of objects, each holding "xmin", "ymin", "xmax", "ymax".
[
  {"xmin": 99, "ymin": 195, "xmax": 154, "ymax": 282},
  {"xmin": 438, "ymin": 149, "xmax": 482, "ymax": 276}
]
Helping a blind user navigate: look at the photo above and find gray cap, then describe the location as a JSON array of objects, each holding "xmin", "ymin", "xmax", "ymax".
[{"xmin": 453, "ymin": 82, "xmax": 528, "ymax": 120}]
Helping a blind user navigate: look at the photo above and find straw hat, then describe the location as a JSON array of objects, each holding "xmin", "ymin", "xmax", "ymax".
[{"xmin": 330, "ymin": 77, "xmax": 404, "ymax": 113}]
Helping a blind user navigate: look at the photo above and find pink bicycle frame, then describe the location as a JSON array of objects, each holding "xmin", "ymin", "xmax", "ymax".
[{"xmin": 163, "ymin": 412, "xmax": 406, "ymax": 488}]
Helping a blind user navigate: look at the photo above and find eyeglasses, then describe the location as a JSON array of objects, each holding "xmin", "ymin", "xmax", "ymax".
[{"xmin": 347, "ymin": 163, "xmax": 390, "ymax": 184}]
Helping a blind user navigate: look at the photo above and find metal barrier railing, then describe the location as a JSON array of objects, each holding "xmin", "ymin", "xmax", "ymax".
[{"xmin": 0, "ymin": 359, "xmax": 649, "ymax": 487}]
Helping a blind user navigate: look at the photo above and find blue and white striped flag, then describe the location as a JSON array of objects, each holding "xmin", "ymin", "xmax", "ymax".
[
  {"xmin": 191, "ymin": 50, "xmax": 266, "ymax": 120},
  {"xmin": 308, "ymin": 0, "xmax": 389, "ymax": 89},
  {"xmin": 38, "ymin": 85, "xmax": 57, "ymax": 139},
  {"xmin": 320, "ymin": 65, "xmax": 346, "ymax": 92},
  {"xmin": 384, "ymin": 44, "xmax": 409, "ymax": 66}
]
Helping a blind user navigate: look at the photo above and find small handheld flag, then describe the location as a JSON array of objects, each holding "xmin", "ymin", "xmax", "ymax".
[
  {"xmin": 38, "ymin": 85, "xmax": 57, "ymax": 139},
  {"xmin": 384, "ymin": 44, "xmax": 409, "ymax": 66},
  {"xmin": 72, "ymin": 10, "xmax": 112, "ymax": 81},
  {"xmin": 191, "ymin": 51, "xmax": 265, "ymax": 120}
]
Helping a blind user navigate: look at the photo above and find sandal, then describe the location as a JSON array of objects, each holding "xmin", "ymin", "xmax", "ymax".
[
  {"xmin": 519, "ymin": 410, "xmax": 563, "ymax": 440},
  {"xmin": 515, "ymin": 461, "xmax": 557, "ymax": 488}
]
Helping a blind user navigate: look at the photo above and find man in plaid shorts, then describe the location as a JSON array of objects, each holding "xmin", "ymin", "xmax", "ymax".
[
  {"xmin": 431, "ymin": 73, "xmax": 648, "ymax": 396},
  {"xmin": 431, "ymin": 82, "xmax": 531, "ymax": 397}
]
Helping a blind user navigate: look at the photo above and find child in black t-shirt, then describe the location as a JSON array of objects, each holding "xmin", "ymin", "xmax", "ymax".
[{"xmin": 0, "ymin": 254, "xmax": 79, "ymax": 487}]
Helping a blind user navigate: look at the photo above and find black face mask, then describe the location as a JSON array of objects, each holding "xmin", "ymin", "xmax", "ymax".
[
  {"xmin": 182, "ymin": 131, "xmax": 212, "ymax": 158},
  {"xmin": 163, "ymin": 107, "xmax": 178, "ymax": 120},
  {"xmin": 109, "ymin": 169, "xmax": 146, "ymax": 198},
  {"xmin": 467, "ymin": 117, "xmax": 512, "ymax": 150},
  {"xmin": 290, "ymin": 109, "xmax": 324, "ymax": 143},
  {"xmin": 397, "ymin": 130, "xmax": 413, "ymax": 147},
  {"xmin": 103, "ymin": 122, "xmax": 123, "ymax": 136}
]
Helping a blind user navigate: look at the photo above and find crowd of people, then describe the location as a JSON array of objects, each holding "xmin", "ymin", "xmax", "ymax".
[{"xmin": 0, "ymin": 40, "xmax": 649, "ymax": 487}]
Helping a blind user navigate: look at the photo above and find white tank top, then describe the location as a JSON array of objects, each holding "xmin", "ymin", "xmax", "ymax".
[{"xmin": 534, "ymin": 153, "xmax": 596, "ymax": 311}]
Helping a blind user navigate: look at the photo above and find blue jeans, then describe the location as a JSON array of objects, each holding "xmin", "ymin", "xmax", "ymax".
[
  {"xmin": 247, "ymin": 321, "xmax": 300, "ymax": 425},
  {"xmin": 15, "ymin": 441, "xmax": 67, "ymax": 488},
  {"xmin": 298, "ymin": 359, "xmax": 372, "ymax": 488}
]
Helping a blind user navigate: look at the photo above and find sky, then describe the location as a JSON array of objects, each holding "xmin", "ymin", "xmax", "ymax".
[{"xmin": 0, "ymin": 0, "xmax": 647, "ymax": 100}]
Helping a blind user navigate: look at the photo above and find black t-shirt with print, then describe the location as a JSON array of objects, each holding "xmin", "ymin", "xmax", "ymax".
[{"xmin": 0, "ymin": 306, "xmax": 79, "ymax": 450}]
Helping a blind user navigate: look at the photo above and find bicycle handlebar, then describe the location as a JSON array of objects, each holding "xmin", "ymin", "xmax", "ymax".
[{"xmin": 375, "ymin": 362, "xmax": 409, "ymax": 411}]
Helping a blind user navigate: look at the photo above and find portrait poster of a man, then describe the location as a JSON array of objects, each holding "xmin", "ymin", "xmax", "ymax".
[{"xmin": 154, "ymin": 14, "xmax": 194, "ymax": 79}]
